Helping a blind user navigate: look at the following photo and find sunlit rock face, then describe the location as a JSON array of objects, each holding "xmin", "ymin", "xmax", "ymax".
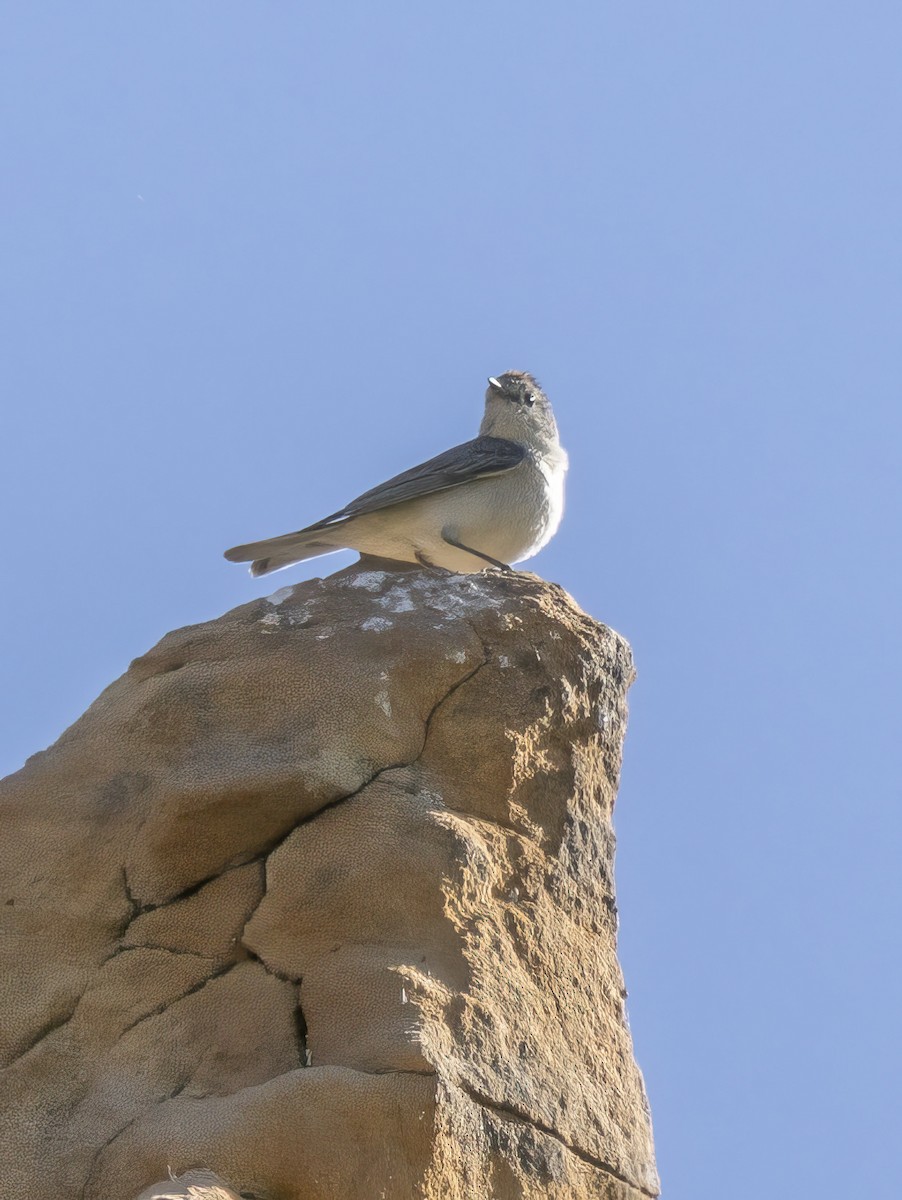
[{"xmin": 0, "ymin": 565, "xmax": 658, "ymax": 1200}]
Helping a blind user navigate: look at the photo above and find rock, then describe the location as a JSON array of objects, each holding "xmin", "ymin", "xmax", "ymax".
[
  {"xmin": 0, "ymin": 566, "xmax": 658, "ymax": 1199},
  {"xmin": 134, "ymin": 1168, "xmax": 241, "ymax": 1199}
]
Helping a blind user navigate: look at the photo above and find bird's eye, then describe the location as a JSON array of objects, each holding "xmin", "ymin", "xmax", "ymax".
[{"xmin": 523, "ymin": 393, "xmax": 535, "ymax": 406}]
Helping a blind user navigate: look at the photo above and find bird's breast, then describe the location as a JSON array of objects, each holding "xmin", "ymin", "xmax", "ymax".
[
  {"xmin": 536, "ymin": 447, "xmax": 567, "ymax": 538},
  {"xmin": 443, "ymin": 447, "xmax": 567, "ymax": 564}
]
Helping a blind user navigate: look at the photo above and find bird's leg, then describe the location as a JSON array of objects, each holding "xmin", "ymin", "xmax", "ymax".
[
  {"xmin": 415, "ymin": 549, "xmax": 454, "ymax": 573},
  {"xmin": 441, "ymin": 532, "xmax": 513, "ymax": 572}
]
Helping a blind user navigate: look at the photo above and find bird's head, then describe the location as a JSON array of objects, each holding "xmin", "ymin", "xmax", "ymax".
[{"xmin": 481, "ymin": 371, "xmax": 560, "ymax": 448}]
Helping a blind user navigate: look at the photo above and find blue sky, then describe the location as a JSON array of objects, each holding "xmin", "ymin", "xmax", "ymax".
[{"xmin": 2, "ymin": 5, "xmax": 900, "ymax": 1196}]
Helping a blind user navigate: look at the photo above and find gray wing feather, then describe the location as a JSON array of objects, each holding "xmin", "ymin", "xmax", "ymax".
[
  {"xmin": 307, "ymin": 435, "xmax": 526, "ymax": 530},
  {"xmin": 223, "ymin": 436, "xmax": 526, "ymax": 565}
]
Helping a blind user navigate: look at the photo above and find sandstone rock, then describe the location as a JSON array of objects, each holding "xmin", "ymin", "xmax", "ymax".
[
  {"xmin": 134, "ymin": 1168, "xmax": 241, "ymax": 1199},
  {"xmin": 0, "ymin": 566, "xmax": 658, "ymax": 1199}
]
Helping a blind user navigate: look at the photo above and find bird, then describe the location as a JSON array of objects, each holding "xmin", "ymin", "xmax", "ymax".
[{"xmin": 224, "ymin": 371, "xmax": 567, "ymax": 577}]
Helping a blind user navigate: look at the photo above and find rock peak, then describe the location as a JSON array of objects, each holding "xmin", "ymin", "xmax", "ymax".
[{"xmin": 0, "ymin": 566, "xmax": 657, "ymax": 1199}]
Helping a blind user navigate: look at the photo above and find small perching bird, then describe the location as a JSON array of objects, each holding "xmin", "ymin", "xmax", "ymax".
[{"xmin": 224, "ymin": 371, "xmax": 567, "ymax": 577}]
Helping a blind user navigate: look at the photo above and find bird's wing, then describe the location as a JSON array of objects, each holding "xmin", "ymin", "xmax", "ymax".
[{"xmin": 306, "ymin": 435, "xmax": 527, "ymax": 530}]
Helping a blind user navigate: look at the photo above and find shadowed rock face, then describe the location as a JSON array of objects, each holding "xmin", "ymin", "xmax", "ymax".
[{"xmin": 0, "ymin": 566, "xmax": 658, "ymax": 1200}]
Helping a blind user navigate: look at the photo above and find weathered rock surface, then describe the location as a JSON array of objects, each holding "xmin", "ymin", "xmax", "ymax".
[{"xmin": 0, "ymin": 566, "xmax": 658, "ymax": 1199}]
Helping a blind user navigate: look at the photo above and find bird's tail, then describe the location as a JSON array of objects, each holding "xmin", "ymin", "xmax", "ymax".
[{"xmin": 224, "ymin": 530, "xmax": 344, "ymax": 577}]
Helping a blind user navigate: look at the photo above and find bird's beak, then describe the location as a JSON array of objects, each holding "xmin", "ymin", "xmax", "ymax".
[{"xmin": 487, "ymin": 376, "xmax": 502, "ymax": 392}]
